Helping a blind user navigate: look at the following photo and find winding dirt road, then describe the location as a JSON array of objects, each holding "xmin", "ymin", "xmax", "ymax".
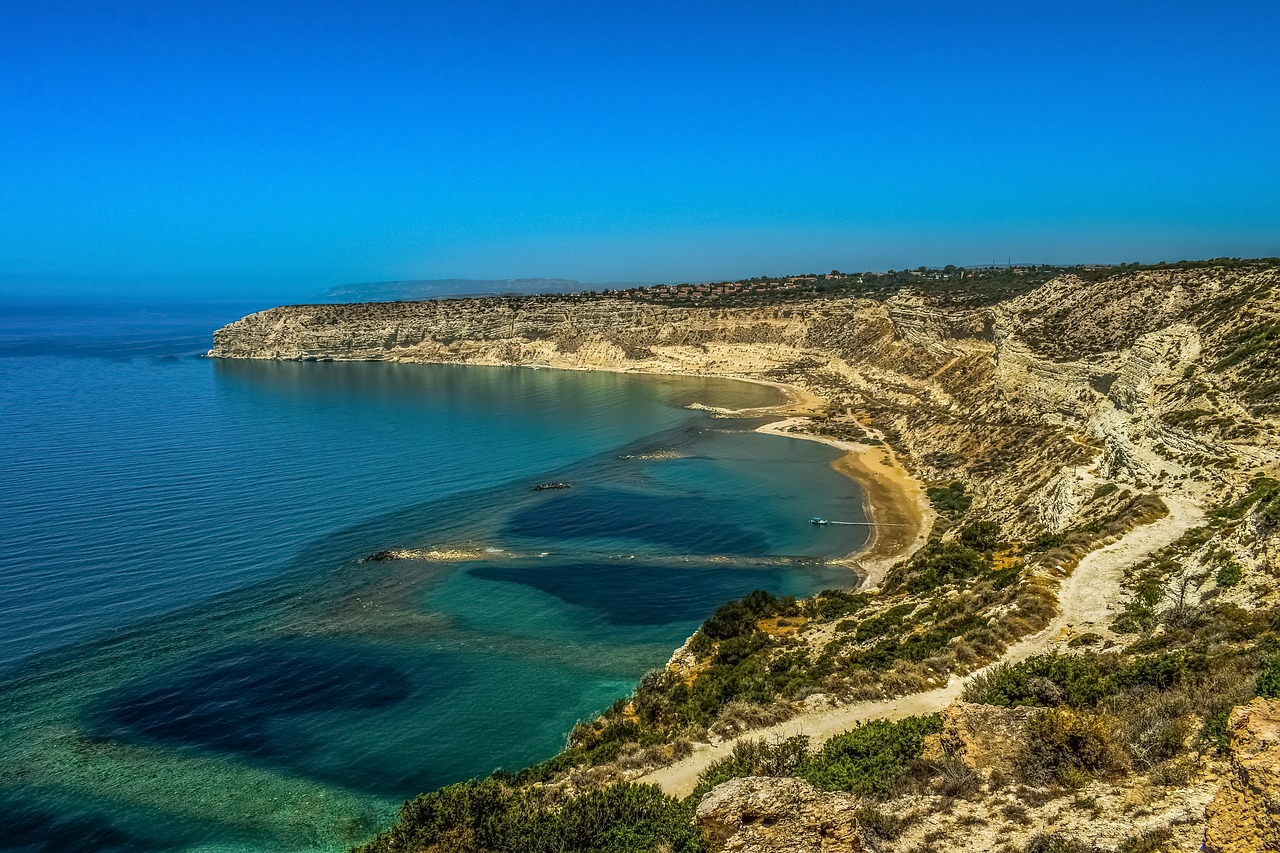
[{"xmin": 637, "ymin": 494, "xmax": 1204, "ymax": 797}]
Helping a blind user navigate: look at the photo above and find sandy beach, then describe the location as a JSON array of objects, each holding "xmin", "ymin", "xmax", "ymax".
[
  {"xmin": 543, "ymin": 365, "xmax": 935, "ymax": 586},
  {"xmin": 828, "ymin": 438, "xmax": 933, "ymax": 585},
  {"xmin": 750, "ymin": 395, "xmax": 933, "ymax": 588},
  {"xmin": 498, "ymin": 361, "xmax": 934, "ymax": 584}
]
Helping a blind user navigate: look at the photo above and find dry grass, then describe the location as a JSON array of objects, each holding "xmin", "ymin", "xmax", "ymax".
[{"xmin": 708, "ymin": 699, "xmax": 799, "ymax": 738}]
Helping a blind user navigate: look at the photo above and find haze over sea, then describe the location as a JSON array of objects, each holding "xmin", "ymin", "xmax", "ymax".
[{"xmin": 0, "ymin": 303, "xmax": 866, "ymax": 852}]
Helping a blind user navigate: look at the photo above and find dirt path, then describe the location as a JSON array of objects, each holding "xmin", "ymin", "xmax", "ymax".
[
  {"xmin": 637, "ymin": 493, "xmax": 1205, "ymax": 798},
  {"xmin": 1002, "ymin": 493, "xmax": 1202, "ymax": 658}
]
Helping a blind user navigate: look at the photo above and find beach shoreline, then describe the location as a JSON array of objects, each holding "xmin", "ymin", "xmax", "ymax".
[
  {"xmin": 751, "ymin": 410, "xmax": 932, "ymax": 588},
  {"xmin": 524, "ymin": 363, "xmax": 933, "ymax": 586},
  {"xmin": 514, "ymin": 363, "xmax": 934, "ymax": 583},
  {"xmin": 475, "ymin": 362, "xmax": 935, "ymax": 586},
  {"xmin": 643, "ymin": 367, "xmax": 931, "ymax": 585}
]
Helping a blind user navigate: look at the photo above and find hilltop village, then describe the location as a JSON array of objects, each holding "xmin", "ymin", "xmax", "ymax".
[{"xmin": 592, "ymin": 263, "xmax": 1129, "ymax": 306}]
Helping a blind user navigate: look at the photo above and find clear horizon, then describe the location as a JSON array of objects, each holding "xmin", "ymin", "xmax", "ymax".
[{"xmin": 2, "ymin": 0, "xmax": 1278, "ymax": 304}]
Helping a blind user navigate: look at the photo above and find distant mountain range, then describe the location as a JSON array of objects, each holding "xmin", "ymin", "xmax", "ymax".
[{"xmin": 322, "ymin": 278, "xmax": 652, "ymax": 303}]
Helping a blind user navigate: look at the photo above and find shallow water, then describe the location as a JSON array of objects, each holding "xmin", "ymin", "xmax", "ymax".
[{"xmin": 0, "ymin": 304, "xmax": 865, "ymax": 851}]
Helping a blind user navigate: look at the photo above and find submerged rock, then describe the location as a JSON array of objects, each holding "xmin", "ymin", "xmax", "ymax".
[{"xmin": 363, "ymin": 547, "xmax": 496, "ymax": 562}]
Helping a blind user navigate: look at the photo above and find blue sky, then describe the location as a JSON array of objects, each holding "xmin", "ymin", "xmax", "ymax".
[{"xmin": 1, "ymin": 0, "xmax": 1278, "ymax": 302}]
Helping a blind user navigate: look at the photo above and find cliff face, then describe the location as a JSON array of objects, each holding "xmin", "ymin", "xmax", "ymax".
[
  {"xmin": 254, "ymin": 267, "xmax": 1280, "ymax": 853},
  {"xmin": 1205, "ymin": 698, "xmax": 1280, "ymax": 853},
  {"xmin": 212, "ymin": 265, "xmax": 1280, "ymax": 535}
]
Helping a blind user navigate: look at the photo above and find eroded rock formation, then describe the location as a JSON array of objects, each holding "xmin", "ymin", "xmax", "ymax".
[
  {"xmin": 923, "ymin": 700, "xmax": 1036, "ymax": 776},
  {"xmin": 695, "ymin": 776, "xmax": 867, "ymax": 852},
  {"xmin": 1205, "ymin": 697, "xmax": 1280, "ymax": 853}
]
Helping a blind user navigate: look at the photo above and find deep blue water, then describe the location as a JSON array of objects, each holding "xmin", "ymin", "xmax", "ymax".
[{"xmin": 0, "ymin": 303, "xmax": 865, "ymax": 852}]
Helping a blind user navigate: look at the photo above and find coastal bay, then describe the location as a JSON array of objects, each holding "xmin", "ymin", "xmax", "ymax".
[
  {"xmin": 0, "ymin": 306, "xmax": 876, "ymax": 853},
  {"xmin": 209, "ymin": 265, "xmax": 1280, "ymax": 853}
]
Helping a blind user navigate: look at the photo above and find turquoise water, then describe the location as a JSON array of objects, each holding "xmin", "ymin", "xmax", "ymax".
[{"xmin": 0, "ymin": 304, "xmax": 865, "ymax": 852}]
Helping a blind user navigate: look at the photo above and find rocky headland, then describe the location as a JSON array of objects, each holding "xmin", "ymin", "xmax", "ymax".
[
  {"xmin": 214, "ymin": 261, "xmax": 1280, "ymax": 853},
  {"xmin": 213, "ymin": 263, "xmax": 1278, "ymax": 535}
]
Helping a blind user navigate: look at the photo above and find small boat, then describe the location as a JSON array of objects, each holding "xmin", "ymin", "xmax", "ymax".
[
  {"xmin": 531, "ymin": 482, "xmax": 572, "ymax": 491},
  {"xmin": 810, "ymin": 517, "xmax": 830, "ymax": 525}
]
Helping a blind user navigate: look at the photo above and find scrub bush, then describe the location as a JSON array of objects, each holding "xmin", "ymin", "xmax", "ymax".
[{"xmin": 801, "ymin": 715, "xmax": 942, "ymax": 797}]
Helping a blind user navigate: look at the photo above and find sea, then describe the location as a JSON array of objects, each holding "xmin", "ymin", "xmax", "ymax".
[{"xmin": 0, "ymin": 302, "xmax": 867, "ymax": 852}]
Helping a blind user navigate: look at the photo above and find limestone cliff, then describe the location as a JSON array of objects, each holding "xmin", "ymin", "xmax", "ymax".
[
  {"xmin": 212, "ymin": 265, "xmax": 1280, "ymax": 538},
  {"xmin": 1204, "ymin": 698, "xmax": 1280, "ymax": 853},
  {"xmin": 695, "ymin": 776, "xmax": 868, "ymax": 852}
]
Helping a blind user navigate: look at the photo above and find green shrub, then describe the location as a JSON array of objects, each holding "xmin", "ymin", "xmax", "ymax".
[
  {"xmin": 855, "ymin": 602, "xmax": 918, "ymax": 642},
  {"xmin": 1019, "ymin": 707, "xmax": 1127, "ymax": 785},
  {"xmin": 1114, "ymin": 601, "xmax": 1158, "ymax": 635},
  {"xmin": 631, "ymin": 669, "xmax": 680, "ymax": 727},
  {"xmin": 1257, "ymin": 658, "xmax": 1280, "ymax": 698},
  {"xmin": 1199, "ymin": 707, "xmax": 1233, "ymax": 754},
  {"xmin": 807, "ymin": 588, "xmax": 870, "ymax": 619},
  {"xmin": 888, "ymin": 541, "xmax": 990, "ymax": 593},
  {"xmin": 692, "ymin": 735, "xmax": 810, "ymax": 799},
  {"xmin": 963, "ymin": 652, "xmax": 1204, "ymax": 709},
  {"xmin": 712, "ymin": 633, "xmax": 770, "ymax": 667},
  {"xmin": 526, "ymin": 783, "xmax": 702, "ymax": 853},
  {"xmin": 1262, "ymin": 494, "xmax": 1280, "ymax": 526},
  {"xmin": 962, "ymin": 654, "xmax": 1114, "ymax": 708},
  {"xmin": 355, "ymin": 780, "xmax": 703, "ymax": 853},
  {"xmin": 699, "ymin": 590, "xmax": 796, "ymax": 642},
  {"xmin": 958, "ymin": 520, "xmax": 1003, "ymax": 552},
  {"xmin": 1212, "ymin": 476, "xmax": 1280, "ymax": 520},
  {"xmin": 1027, "ymin": 531, "xmax": 1065, "ymax": 553},
  {"xmin": 1216, "ymin": 558, "xmax": 1244, "ymax": 588},
  {"xmin": 801, "ymin": 715, "xmax": 942, "ymax": 797},
  {"xmin": 374, "ymin": 778, "xmax": 506, "ymax": 852},
  {"xmin": 1116, "ymin": 652, "xmax": 1207, "ymax": 692},
  {"xmin": 1212, "ymin": 322, "xmax": 1280, "ymax": 372},
  {"xmin": 927, "ymin": 481, "xmax": 972, "ymax": 517},
  {"xmin": 700, "ymin": 601, "xmax": 758, "ymax": 641}
]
